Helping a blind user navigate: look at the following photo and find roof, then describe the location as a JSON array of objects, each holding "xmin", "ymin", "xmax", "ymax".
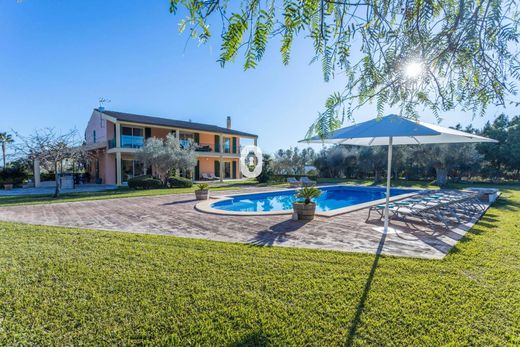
[{"xmin": 97, "ymin": 109, "xmax": 257, "ymax": 138}]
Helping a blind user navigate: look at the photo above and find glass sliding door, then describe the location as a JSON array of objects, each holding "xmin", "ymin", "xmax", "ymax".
[
  {"xmin": 224, "ymin": 161, "xmax": 231, "ymax": 179},
  {"xmin": 122, "ymin": 160, "xmax": 144, "ymax": 183}
]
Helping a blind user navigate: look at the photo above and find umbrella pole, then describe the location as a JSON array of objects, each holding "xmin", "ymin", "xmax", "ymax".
[{"xmin": 384, "ymin": 137, "xmax": 393, "ymax": 233}]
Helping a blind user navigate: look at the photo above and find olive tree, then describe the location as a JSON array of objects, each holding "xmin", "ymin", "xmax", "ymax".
[
  {"xmin": 169, "ymin": 0, "xmax": 520, "ymax": 137},
  {"xmin": 136, "ymin": 133, "xmax": 197, "ymax": 186}
]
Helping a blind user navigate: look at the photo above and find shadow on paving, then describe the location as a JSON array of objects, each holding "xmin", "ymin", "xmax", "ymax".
[{"xmin": 248, "ymin": 219, "xmax": 310, "ymax": 247}]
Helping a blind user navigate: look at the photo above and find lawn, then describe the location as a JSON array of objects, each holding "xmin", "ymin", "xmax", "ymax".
[{"xmin": 0, "ymin": 187, "xmax": 518, "ymax": 345}]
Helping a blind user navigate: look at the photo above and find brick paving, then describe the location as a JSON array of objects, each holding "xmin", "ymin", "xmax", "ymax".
[{"xmin": 0, "ymin": 187, "xmax": 489, "ymax": 259}]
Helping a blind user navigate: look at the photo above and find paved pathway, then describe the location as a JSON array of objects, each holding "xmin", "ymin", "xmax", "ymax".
[
  {"xmin": 0, "ymin": 184, "xmax": 117, "ymax": 196},
  {"xmin": 0, "ymin": 188, "xmax": 489, "ymax": 259}
]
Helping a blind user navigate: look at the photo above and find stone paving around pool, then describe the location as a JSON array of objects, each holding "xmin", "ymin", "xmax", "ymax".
[{"xmin": 0, "ymin": 187, "xmax": 491, "ymax": 259}]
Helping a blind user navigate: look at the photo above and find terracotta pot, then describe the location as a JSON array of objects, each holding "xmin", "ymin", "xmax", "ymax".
[
  {"xmin": 292, "ymin": 202, "xmax": 316, "ymax": 220},
  {"xmin": 195, "ymin": 189, "xmax": 209, "ymax": 200},
  {"xmin": 3, "ymin": 183, "xmax": 13, "ymax": 190}
]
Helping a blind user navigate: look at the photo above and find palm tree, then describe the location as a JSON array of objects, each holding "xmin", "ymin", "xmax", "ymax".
[{"xmin": 0, "ymin": 132, "xmax": 14, "ymax": 170}]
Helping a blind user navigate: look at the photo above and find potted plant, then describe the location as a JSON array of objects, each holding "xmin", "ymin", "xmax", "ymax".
[
  {"xmin": 293, "ymin": 186, "xmax": 321, "ymax": 220},
  {"xmin": 195, "ymin": 183, "xmax": 210, "ymax": 200}
]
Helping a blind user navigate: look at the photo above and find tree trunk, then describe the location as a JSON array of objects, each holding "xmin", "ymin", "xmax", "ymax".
[
  {"xmin": 435, "ymin": 167, "xmax": 448, "ymax": 187},
  {"xmin": 53, "ymin": 162, "xmax": 60, "ymax": 198},
  {"xmin": 374, "ymin": 169, "xmax": 381, "ymax": 183},
  {"xmin": 1, "ymin": 143, "xmax": 5, "ymax": 170}
]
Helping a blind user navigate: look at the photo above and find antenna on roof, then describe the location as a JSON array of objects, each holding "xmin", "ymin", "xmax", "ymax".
[{"xmin": 98, "ymin": 97, "xmax": 111, "ymax": 112}]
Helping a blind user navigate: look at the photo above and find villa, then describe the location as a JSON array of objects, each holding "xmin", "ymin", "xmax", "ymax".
[{"xmin": 83, "ymin": 109, "xmax": 258, "ymax": 185}]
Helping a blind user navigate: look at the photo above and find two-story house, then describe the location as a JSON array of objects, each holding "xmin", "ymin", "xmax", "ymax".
[{"xmin": 84, "ymin": 109, "xmax": 257, "ymax": 185}]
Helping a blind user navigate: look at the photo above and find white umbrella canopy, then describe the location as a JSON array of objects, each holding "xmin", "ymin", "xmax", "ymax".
[
  {"xmin": 300, "ymin": 114, "xmax": 498, "ymax": 233},
  {"xmin": 303, "ymin": 114, "xmax": 497, "ymax": 146}
]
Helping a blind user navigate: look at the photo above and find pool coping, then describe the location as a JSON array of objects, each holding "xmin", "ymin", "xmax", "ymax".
[{"xmin": 195, "ymin": 185, "xmax": 423, "ymax": 218}]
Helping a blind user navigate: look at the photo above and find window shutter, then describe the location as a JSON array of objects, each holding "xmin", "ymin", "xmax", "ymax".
[
  {"xmin": 195, "ymin": 160, "xmax": 200, "ymax": 180},
  {"xmin": 232, "ymin": 161, "xmax": 237, "ymax": 179},
  {"xmin": 214, "ymin": 160, "xmax": 220, "ymax": 177},
  {"xmin": 232, "ymin": 137, "xmax": 237, "ymax": 153},
  {"xmin": 214, "ymin": 135, "xmax": 220, "ymax": 152}
]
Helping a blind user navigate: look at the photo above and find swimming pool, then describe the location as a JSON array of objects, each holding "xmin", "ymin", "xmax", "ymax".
[{"xmin": 206, "ymin": 185, "xmax": 418, "ymax": 216}]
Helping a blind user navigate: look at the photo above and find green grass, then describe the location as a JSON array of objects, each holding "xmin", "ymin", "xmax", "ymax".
[{"xmin": 0, "ymin": 188, "xmax": 519, "ymax": 345}]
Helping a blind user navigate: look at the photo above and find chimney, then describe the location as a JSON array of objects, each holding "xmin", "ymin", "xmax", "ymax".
[{"xmin": 226, "ymin": 116, "xmax": 231, "ymax": 129}]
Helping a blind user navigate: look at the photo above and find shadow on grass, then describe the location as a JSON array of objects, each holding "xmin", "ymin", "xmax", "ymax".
[
  {"xmin": 345, "ymin": 230, "xmax": 387, "ymax": 347},
  {"xmin": 229, "ymin": 330, "xmax": 269, "ymax": 346},
  {"xmin": 248, "ymin": 219, "xmax": 310, "ymax": 247}
]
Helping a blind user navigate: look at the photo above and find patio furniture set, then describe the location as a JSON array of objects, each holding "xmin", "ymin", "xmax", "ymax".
[
  {"xmin": 201, "ymin": 173, "xmax": 220, "ymax": 180},
  {"xmin": 367, "ymin": 190, "xmax": 488, "ymax": 229},
  {"xmin": 287, "ymin": 177, "xmax": 316, "ymax": 188}
]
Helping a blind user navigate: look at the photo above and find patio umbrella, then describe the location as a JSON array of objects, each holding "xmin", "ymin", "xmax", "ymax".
[{"xmin": 301, "ymin": 114, "xmax": 498, "ymax": 233}]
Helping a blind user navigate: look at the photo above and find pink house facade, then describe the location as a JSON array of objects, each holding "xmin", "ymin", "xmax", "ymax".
[{"xmin": 83, "ymin": 109, "xmax": 258, "ymax": 185}]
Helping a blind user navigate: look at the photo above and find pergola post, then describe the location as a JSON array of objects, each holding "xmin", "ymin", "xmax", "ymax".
[
  {"xmin": 34, "ymin": 159, "xmax": 41, "ymax": 188},
  {"xmin": 116, "ymin": 152, "xmax": 122, "ymax": 185}
]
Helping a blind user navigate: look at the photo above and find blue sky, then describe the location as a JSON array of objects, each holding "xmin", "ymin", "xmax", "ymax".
[{"xmin": 0, "ymin": 0, "xmax": 515, "ymax": 155}]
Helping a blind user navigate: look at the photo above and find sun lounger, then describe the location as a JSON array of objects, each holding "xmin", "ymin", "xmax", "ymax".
[
  {"xmin": 367, "ymin": 190, "xmax": 483, "ymax": 228},
  {"xmin": 300, "ymin": 176, "xmax": 316, "ymax": 186},
  {"xmin": 287, "ymin": 177, "xmax": 301, "ymax": 187},
  {"xmin": 388, "ymin": 191, "xmax": 482, "ymax": 228}
]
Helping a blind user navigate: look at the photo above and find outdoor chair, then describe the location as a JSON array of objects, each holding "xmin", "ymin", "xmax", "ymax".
[
  {"xmin": 287, "ymin": 177, "xmax": 301, "ymax": 187},
  {"xmin": 208, "ymin": 173, "xmax": 220, "ymax": 180},
  {"xmin": 201, "ymin": 173, "xmax": 211, "ymax": 180},
  {"xmin": 366, "ymin": 203, "xmax": 395, "ymax": 221},
  {"xmin": 300, "ymin": 176, "xmax": 316, "ymax": 186}
]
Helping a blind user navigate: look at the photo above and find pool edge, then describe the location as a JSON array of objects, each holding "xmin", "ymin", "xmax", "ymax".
[{"xmin": 195, "ymin": 186, "xmax": 422, "ymax": 218}]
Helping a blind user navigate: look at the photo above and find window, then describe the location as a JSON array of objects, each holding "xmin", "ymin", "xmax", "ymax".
[
  {"xmin": 122, "ymin": 160, "xmax": 144, "ymax": 182},
  {"xmin": 121, "ymin": 126, "xmax": 144, "ymax": 148},
  {"xmin": 223, "ymin": 137, "xmax": 231, "ymax": 153},
  {"xmin": 93, "ymin": 130, "xmax": 96, "ymax": 143}
]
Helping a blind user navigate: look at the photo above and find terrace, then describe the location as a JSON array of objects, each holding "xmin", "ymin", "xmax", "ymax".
[{"xmin": 0, "ymin": 184, "xmax": 496, "ymax": 259}]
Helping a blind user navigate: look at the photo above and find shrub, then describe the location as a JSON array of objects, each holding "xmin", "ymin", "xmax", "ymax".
[
  {"xmin": 168, "ymin": 176, "xmax": 193, "ymax": 188},
  {"xmin": 0, "ymin": 167, "xmax": 29, "ymax": 187},
  {"xmin": 127, "ymin": 175, "xmax": 162, "ymax": 190},
  {"xmin": 256, "ymin": 154, "xmax": 273, "ymax": 183},
  {"xmin": 196, "ymin": 183, "xmax": 209, "ymax": 191},
  {"xmin": 295, "ymin": 186, "xmax": 321, "ymax": 204}
]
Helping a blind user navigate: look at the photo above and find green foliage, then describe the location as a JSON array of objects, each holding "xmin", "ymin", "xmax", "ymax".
[
  {"xmin": 0, "ymin": 166, "xmax": 28, "ymax": 187},
  {"xmin": 168, "ymin": 176, "xmax": 193, "ymax": 188},
  {"xmin": 127, "ymin": 175, "xmax": 163, "ymax": 190},
  {"xmin": 169, "ymin": 0, "xmax": 520, "ymax": 138},
  {"xmin": 295, "ymin": 186, "xmax": 321, "ymax": 204},
  {"xmin": 136, "ymin": 134, "xmax": 197, "ymax": 185},
  {"xmin": 196, "ymin": 183, "xmax": 209, "ymax": 191},
  {"xmin": 272, "ymin": 146, "xmax": 315, "ymax": 175},
  {"xmin": 256, "ymin": 154, "xmax": 273, "ymax": 183}
]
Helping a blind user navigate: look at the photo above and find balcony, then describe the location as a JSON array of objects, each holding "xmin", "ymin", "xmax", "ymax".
[
  {"xmin": 194, "ymin": 142, "xmax": 218, "ymax": 152},
  {"xmin": 121, "ymin": 135, "xmax": 144, "ymax": 149}
]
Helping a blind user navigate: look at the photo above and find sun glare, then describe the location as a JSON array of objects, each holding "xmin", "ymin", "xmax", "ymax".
[{"xmin": 404, "ymin": 61, "xmax": 423, "ymax": 79}]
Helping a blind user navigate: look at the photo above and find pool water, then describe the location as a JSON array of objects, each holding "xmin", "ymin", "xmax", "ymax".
[{"xmin": 211, "ymin": 186, "xmax": 417, "ymax": 213}]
